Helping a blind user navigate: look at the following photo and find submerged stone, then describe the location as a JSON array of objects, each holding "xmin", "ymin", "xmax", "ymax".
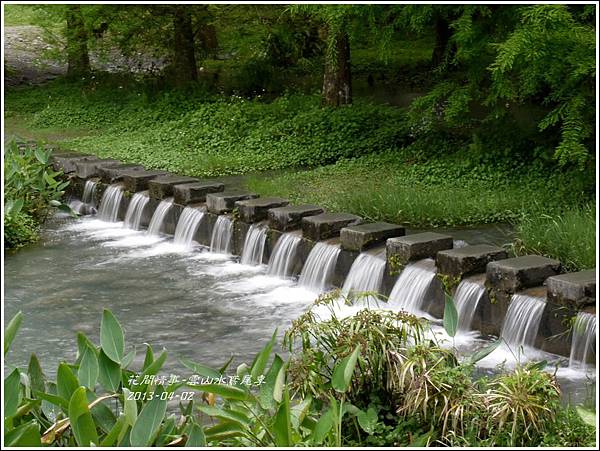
[
  {"xmin": 301, "ymin": 213, "xmax": 362, "ymax": 241},
  {"xmin": 436, "ymin": 244, "xmax": 507, "ymax": 278},
  {"xmin": 148, "ymin": 175, "xmax": 200, "ymax": 199},
  {"xmin": 235, "ymin": 197, "xmax": 289, "ymax": 223},
  {"xmin": 486, "ymin": 255, "xmax": 561, "ymax": 292},
  {"xmin": 206, "ymin": 191, "xmax": 258, "ymax": 214},
  {"xmin": 121, "ymin": 169, "xmax": 169, "ymax": 192},
  {"xmin": 387, "ymin": 232, "xmax": 453, "ymax": 265},
  {"xmin": 545, "ymin": 269, "xmax": 595, "ymax": 308},
  {"xmin": 173, "ymin": 182, "xmax": 225, "ymax": 205},
  {"xmin": 268, "ymin": 204, "xmax": 325, "ymax": 231},
  {"xmin": 341, "ymin": 222, "xmax": 405, "ymax": 252}
]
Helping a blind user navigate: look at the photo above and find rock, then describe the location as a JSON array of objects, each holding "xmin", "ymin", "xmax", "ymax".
[
  {"xmin": 147, "ymin": 175, "xmax": 200, "ymax": 199},
  {"xmin": 74, "ymin": 158, "xmax": 120, "ymax": 178},
  {"xmin": 51, "ymin": 154, "xmax": 94, "ymax": 173},
  {"xmin": 98, "ymin": 163, "xmax": 145, "ymax": 183},
  {"xmin": 268, "ymin": 204, "xmax": 325, "ymax": 231},
  {"xmin": 173, "ymin": 182, "xmax": 225, "ymax": 205},
  {"xmin": 486, "ymin": 255, "xmax": 562, "ymax": 292},
  {"xmin": 387, "ymin": 232, "xmax": 453, "ymax": 266},
  {"xmin": 341, "ymin": 222, "xmax": 405, "ymax": 252},
  {"xmin": 545, "ymin": 269, "xmax": 595, "ymax": 308},
  {"xmin": 206, "ymin": 191, "xmax": 258, "ymax": 214},
  {"xmin": 436, "ymin": 244, "xmax": 507, "ymax": 278},
  {"xmin": 301, "ymin": 213, "xmax": 362, "ymax": 241},
  {"xmin": 121, "ymin": 169, "xmax": 169, "ymax": 192},
  {"xmin": 235, "ymin": 197, "xmax": 289, "ymax": 223}
]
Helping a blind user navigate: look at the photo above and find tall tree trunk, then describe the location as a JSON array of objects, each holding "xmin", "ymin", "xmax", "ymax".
[
  {"xmin": 66, "ymin": 6, "xmax": 90, "ymax": 78},
  {"xmin": 172, "ymin": 6, "xmax": 197, "ymax": 85},
  {"xmin": 432, "ymin": 15, "xmax": 452, "ymax": 68},
  {"xmin": 322, "ymin": 31, "xmax": 351, "ymax": 107}
]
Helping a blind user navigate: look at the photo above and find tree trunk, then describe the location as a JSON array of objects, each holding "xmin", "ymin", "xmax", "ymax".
[
  {"xmin": 172, "ymin": 7, "xmax": 197, "ymax": 85},
  {"xmin": 432, "ymin": 15, "xmax": 452, "ymax": 68},
  {"xmin": 322, "ymin": 31, "xmax": 351, "ymax": 107},
  {"xmin": 66, "ymin": 6, "xmax": 90, "ymax": 78}
]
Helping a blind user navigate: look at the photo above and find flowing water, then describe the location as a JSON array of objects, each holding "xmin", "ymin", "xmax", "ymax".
[
  {"xmin": 173, "ymin": 207, "xmax": 205, "ymax": 248},
  {"xmin": 500, "ymin": 294, "xmax": 546, "ymax": 349},
  {"xmin": 240, "ymin": 224, "xmax": 267, "ymax": 266},
  {"xmin": 454, "ymin": 279, "xmax": 486, "ymax": 332},
  {"xmin": 569, "ymin": 312, "xmax": 596, "ymax": 371},
  {"xmin": 147, "ymin": 198, "xmax": 173, "ymax": 236},
  {"xmin": 124, "ymin": 191, "xmax": 150, "ymax": 230},
  {"xmin": 341, "ymin": 252, "xmax": 386, "ymax": 301},
  {"xmin": 97, "ymin": 184, "xmax": 124, "ymax": 222},
  {"xmin": 298, "ymin": 242, "xmax": 340, "ymax": 292},
  {"xmin": 82, "ymin": 180, "xmax": 97, "ymax": 206},
  {"xmin": 267, "ymin": 233, "xmax": 302, "ymax": 278},
  {"xmin": 387, "ymin": 259, "xmax": 437, "ymax": 314},
  {"xmin": 210, "ymin": 216, "xmax": 233, "ymax": 254}
]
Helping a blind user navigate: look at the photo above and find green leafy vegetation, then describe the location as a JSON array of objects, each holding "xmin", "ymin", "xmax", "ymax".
[{"xmin": 4, "ymin": 299, "xmax": 595, "ymax": 447}]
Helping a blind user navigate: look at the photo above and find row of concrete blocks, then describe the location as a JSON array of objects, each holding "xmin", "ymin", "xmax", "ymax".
[{"xmin": 55, "ymin": 152, "xmax": 596, "ymax": 358}]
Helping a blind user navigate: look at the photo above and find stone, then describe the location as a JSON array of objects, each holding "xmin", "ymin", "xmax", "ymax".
[
  {"xmin": 173, "ymin": 182, "xmax": 225, "ymax": 205},
  {"xmin": 545, "ymin": 269, "xmax": 595, "ymax": 308},
  {"xmin": 268, "ymin": 204, "xmax": 325, "ymax": 231},
  {"xmin": 235, "ymin": 197, "xmax": 289, "ymax": 223},
  {"xmin": 51, "ymin": 154, "xmax": 94, "ymax": 173},
  {"xmin": 437, "ymin": 244, "xmax": 507, "ymax": 278},
  {"xmin": 206, "ymin": 191, "xmax": 258, "ymax": 214},
  {"xmin": 486, "ymin": 255, "xmax": 561, "ymax": 293},
  {"xmin": 74, "ymin": 158, "xmax": 120, "ymax": 178},
  {"xmin": 98, "ymin": 163, "xmax": 145, "ymax": 183},
  {"xmin": 387, "ymin": 232, "xmax": 453, "ymax": 266},
  {"xmin": 147, "ymin": 175, "xmax": 200, "ymax": 199},
  {"xmin": 121, "ymin": 169, "xmax": 169, "ymax": 192},
  {"xmin": 341, "ymin": 222, "xmax": 405, "ymax": 252},
  {"xmin": 301, "ymin": 213, "xmax": 362, "ymax": 241}
]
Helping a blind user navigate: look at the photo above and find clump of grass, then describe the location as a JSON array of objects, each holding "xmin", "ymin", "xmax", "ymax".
[{"xmin": 513, "ymin": 205, "xmax": 596, "ymax": 271}]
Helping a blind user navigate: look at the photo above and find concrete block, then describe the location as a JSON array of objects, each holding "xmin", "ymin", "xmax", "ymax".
[
  {"xmin": 122, "ymin": 169, "xmax": 169, "ymax": 192},
  {"xmin": 235, "ymin": 197, "xmax": 289, "ymax": 223},
  {"xmin": 301, "ymin": 213, "xmax": 362, "ymax": 241},
  {"xmin": 268, "ymin": 204, "xmax": 325, "ymax": 231},
  {"xmin": 437, "ymin": 244, "xmax": 507, "ymax": 278},
  {"xmin": 341, "ymin": 222, "xmax": 405, "ymax": 252},
  {"xmin": 486, "ymin": 255, "xmax": 561, "ymax": 292},
  {"xmin": 206, "ymin": 191, "xmax": 258, "ymax": 214},
  {"xmin": 148, "ymin": 175, "xmax": 200, "ymax": 200},
  {"xmin": 98, "ymin": 163, "xmax": 145, "ymax": 183},
  {"xmin": 545, "ymin": 269, "xmax": 595, "ymax": 308},
  {"xmin": 387, "ymin": 232, "xmax": 453, "ymax": 266},
  {"xmin": 173, "ymin": 182, "xmax": 225, "ymax": 205},
  {"xmin": 74, "ymin": 158, "xmax": 120, "ymax": 178}
]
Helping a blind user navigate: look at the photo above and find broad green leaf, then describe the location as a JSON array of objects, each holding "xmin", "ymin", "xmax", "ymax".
[
  {"xmin": 273, "ymin": 385, "xmax": 292, "ymax": 446},
  {"xmin": 193, "ymin": 383, "xmax": 249, "ymax": 401},
  {"xmin": 576, "ymin": 406, "xmax": 596, "ymax": 427},
  {"xmin": 98, "ymin": 350, "xmax": 121, "ymax": 392},
  {"xmin": 180, "ymin": 357, "xmax": 221, "ymax": 379},
  {"xmin": 4, "ymin": 311, "xmax": 22, "ymax": 356},
  {"xmin": 78, "ymin": 345, "xmax": 99, "ymax": 389},
  {"xmin": 4, "ymin": 368, "xmax": 22, "ymax": 418},
  {"xmin": 204, "ymin": 421, "xmax": 244, "ymax": 441},
  {"xmin": 34, "ymin": 390, "xmax": 69, "ymax": 410},
  {"xmin": 122, "ymin": 388, "xmax": 138, "ymax": 427},
  {"xmin": 186, "ymin": 423, "xmax": 206, "ymax": 447},
  {"xmin": 121, "ymin": 348, "xmax": 136, "ymax": 368},
  {"xmin": 77, "ymin": 332, "xmax": 98, "ymax": 362},
  {"xmin": 258, "ymin": 354, "xmax": 284, "ymax": 409},
  {"xmin": 273, "ymin": 360, "xmax": 287, "ymax": 403},
  {"xmin": 197, "ymin": 405, "xmax": 250, "ymax": 426},
  {"xmin": 310, "ymin": 405, "xmax": 335, "ymax": 444},
  {"xmin": 443, "ymin": 292, "xmax": 458, "ymax": 338},
  {"xmin": 357, "ymin": 407, "xmax": 378, "ymax": 434},
  {"xmin": 100, "ymin": 414, "xmax": 127, "ymax": 447},
  {"xmin": 468, "ymin": 339, "xmax": 502, "ymax": 364},
  {"xmin": 34, "ymin": 148, "xmax": 49, "ymax": 164},
  {"xmin": 27, "ymin": 354, "xmax": 45, "ymax": 394},
  {"xmin": 69, "ymin": 386, "xmax": 99, "ymax": 446},
  {"xmin": 100, "ymin": 309, "xmax": 125, "ymax": 363},
  {"xmin": 136, "ymin": 350, "xmax": 167, "ymax": 392},
  {"xmin": 4, "ymin": 420, "xmax": 41, "ymax": 447},
  {"xmin": 129, "ymin": 390, "xmax": 168, "ymax": 447},
  {"xmin": 57, "ymin": 363, "xmax": 79, "ymax": 401},
  {"xmin": 251, "ymin": 329, "xmax": 277, "ymax": 380},
  {"xmin": 90, "ymin": 395, "xmax": 117, "ymax": 433},
  {"xmin": 142, "ymin": 343, "xmax": 154, "ymax": 370},
  {"xmin": 332, "ymin": 344, "xmax": 361, "ymax": 393},
  {"xmin": 290, "ymin": 396, "xmax": 312, "ymax": 431}
]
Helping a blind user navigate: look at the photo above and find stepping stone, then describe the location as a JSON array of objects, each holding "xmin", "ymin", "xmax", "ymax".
[
  {"xmin": 235, "ymin": 197, "xmax": 289, "ymax": 223},
  {"xmin": 51, "ymin": 154, "xmax": 94, "ymax": 173},
  {"xmin": 301, "ymin": 212, "xmax": 362, "ymax": 241},
  {"xmin": 148, "ymin": 175, "xmax": 200, "ymax": 199},
  {"xmin": 341, "ymin": 222, "xmax": 405, "ymax": 252},
  {"xmin": 121, "ymin": 169, "xmax": 169, "ymax": 192},
  {"xmin": 74, "ymin": 158, "xmax": 120, "ymax": 178},
  {"xmin": 268, "ymin": 204, "xmax": 325, "ymax": 231},
  {"xmin": 98, "ymin": 163, "xmax": 145, "ymax": 183},
  {"xmin": 173, "ymin": 182, "xmax": 225, "ymax": 205},
  {"xmin": 387, "ymin": 232, "xmax": 453, "ymax": 265},
  {"xmin": 486, "ymin": 255, "xmax": 561, "ymax": 292},
  {"xmin": 545, "ymin": 269, "xmax": 595, "ymax": 308},
  {"xmin": 437, "ymin": 244, "xmax": 507, "ymax": 278},
  {"xmin": 206, "ymin": 191, "xmax": 258, "ymax": 214}
]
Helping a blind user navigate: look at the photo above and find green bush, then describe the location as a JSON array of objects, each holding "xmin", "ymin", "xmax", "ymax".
[{"xmin": 3, "ymin": 211, "xmax": 39, "ymax": 249}]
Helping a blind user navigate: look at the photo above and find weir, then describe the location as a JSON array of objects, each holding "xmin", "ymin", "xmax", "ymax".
[
  {"xmin": 210, "ymin": 216, "xmax": 233, "ymax": 254},
  {"xmin": 240, "ymin": 224, "xmax": 267, "ymax": 265},
  {"xmin": 454, "ymin": 279, "xmax": 486, "ymax": 332},
  {"xmin": 267, "ymin": 233, "xmax": 302, "ymax": 278},
  {"xmin": 501, "ymin": 294, "xmax": 546, "ymax": 350},
  {"xmin": 388, "ymin": 258, "xmax": 437, "ymax": 314},
  {"xmin": 147, "ymin": 198, "xmax": 174, "ymax": 236},
  {"xmin": 298, "ymin": 242, "xmax": 340, "ymax": 291},
  {"xmin": 173, "ymin": 207, "xmax": 204, "ymax": 248},
  {"xmin": 124, "ymin": 191, "xmax": 150, "ymax": 230},
  {"xmin": 341, "ymin": 252, "xmax": 386, "ymax": 299},
  {"xmin": 97, "ymin": 184, "xmax": 124, "ymax": 222},
  {"xmin": 569, "ymin": 312, "xmax": 596, "ymax": 370}
]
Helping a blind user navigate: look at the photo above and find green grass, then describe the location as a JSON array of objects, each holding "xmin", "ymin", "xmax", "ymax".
[{"xmin": 3, "ymin": 4, "xmax": 39, "ymax": 26}]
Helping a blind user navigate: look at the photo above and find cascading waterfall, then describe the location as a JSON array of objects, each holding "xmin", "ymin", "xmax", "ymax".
[
  {"xmin": 97, "ymin": 184, "xmax": 124, "ymax": 222},
  {"xmin": 501, "ymin": 294, "xmax": 546, "ymax": 349},
  {"xmin": 569, "ymin": 312, "xmax": 596, "ymax": 370},
  {"xmin": 210, "ymin": 216, "xmax": 233, "ymax": 254},
  {"xmin": 124, "ymin": 191, "xmax": 150, "ymax": 230},
  {"xmin": 454, "ymin": 279, "xmax": 486, "ymax": 332},
  {"xmin": 173, "ymin": 207, "xmax": 205, "ymax": 248},
  {"xmin": 298, "ymin": 242, "xmax": 340, "ymax": 292},
  {"xmin": 82, "ymin": 180, "xmax": 97, "ymax": 206},
  {"xmin": 147, "ymin": 198, "xmax": 173, "ymax": 236},
  {"xmin": 387, "ymin": 258, "xmax": 437, "ymax": 314},
  {"xmin": 267, "ymin": 233, "xmax": 302, "ymax": 278},
  {"xmin": 240, "ymin": 224, "xmax": 267, "ymax": 265},
  {"xmin": 341, "ymin": 253, "xmax": 386, "ymax": 300}
]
